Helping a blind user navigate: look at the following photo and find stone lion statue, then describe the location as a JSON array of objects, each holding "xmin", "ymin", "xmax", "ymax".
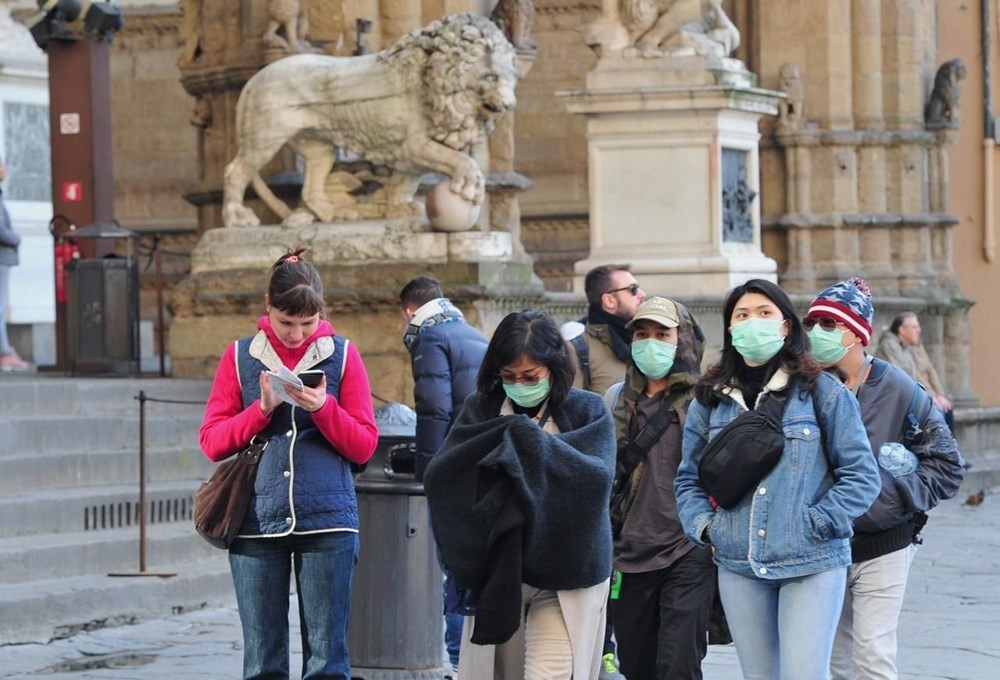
[
  {"xmin": 925, "ymin": 58, "xmax": 967, "ymax": 130},
  {"xmin": 222, "ymin": 13, "xmax": 519, "ymax": 228}
]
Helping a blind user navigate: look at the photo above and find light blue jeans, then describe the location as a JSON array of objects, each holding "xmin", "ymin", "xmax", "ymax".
[
  {"xmin": 229, "ymin": 531, "xmax": 360, "ymax": 680},
  {"xmin": 0, "ymin": 265, "xmax": 11, "ymax": 354},
  {"xmin": 718, "ymin": 566, "xmax": 847, "ymax": 680}
]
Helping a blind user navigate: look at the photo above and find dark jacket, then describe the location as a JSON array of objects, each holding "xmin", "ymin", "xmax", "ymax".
[
  {"xmin": 423, "ymin": 388, "xmax": 616, "ymax": 644},
  {"xmin": 0, "ymin": 188, "xmax": 20, "ymax": 267},
  {"xmin": 405, "ymin": 303, "xmax": 488, "ymax": 482},
  {"xmin": 850, "ymin": 358, "xmax": 965, "ymax": 561},
  {"xmin": 607, "ymin": 300, "xmax": 705, "ymax": 570}
]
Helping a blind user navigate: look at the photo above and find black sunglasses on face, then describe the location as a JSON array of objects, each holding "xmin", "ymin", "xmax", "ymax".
[
  {"xmin": 605, "ymin": 283, "xmax": 640, "ymax": 297},
  {"xmin": 803, "ymin": 316, "xmax": 841, "ymax": 331}
]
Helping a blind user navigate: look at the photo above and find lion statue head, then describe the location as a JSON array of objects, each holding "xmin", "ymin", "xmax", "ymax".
[{"xmin": 381, "ymin": 13, "xmax": 520, "ymax": 152}]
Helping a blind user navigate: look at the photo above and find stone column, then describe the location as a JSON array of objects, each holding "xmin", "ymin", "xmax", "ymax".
[{"xmin": 757, "ymin": 0, "xmax": 976, "ymax": 406}]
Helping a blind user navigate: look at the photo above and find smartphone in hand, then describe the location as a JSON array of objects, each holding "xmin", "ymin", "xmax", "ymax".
[{"xmin": 298, "ymin": 370, "xmax": 325, "ymax": 388}]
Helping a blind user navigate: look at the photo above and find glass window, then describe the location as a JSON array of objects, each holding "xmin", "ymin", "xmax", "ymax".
[{"xmin": 3, "ymin": 102, "xmax": 51, "ymax": 202}]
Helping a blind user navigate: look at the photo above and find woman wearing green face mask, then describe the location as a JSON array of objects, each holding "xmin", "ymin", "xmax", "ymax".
[
  {"xmin": 423, "ymin": 310, "xmax": 617, "ymax": 680},
  {"xmin": 601, "ymin": 296, "xmax": 717, "ymax": 680},
  {"xmin": 674, "ymin": 279, "xmax": 880, "ymax": 680}
]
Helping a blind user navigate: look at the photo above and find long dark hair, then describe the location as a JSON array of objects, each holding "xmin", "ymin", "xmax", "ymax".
[
  {"xmin": 477, "ymin": 310, "xmax": 575, "ymax": 411},
  {"xmin": 696, "ymin": 279, "xmax": 822, "ymax": 405},
  {"xmin": 267, "ymin": 246, "xmax": 324, "ymax": 316}
]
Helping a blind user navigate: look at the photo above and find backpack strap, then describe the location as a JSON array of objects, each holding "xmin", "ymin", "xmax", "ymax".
[
  {"xmin": 899, "ymin": 383, "xmax": 934, "ymax": 446},
  {"xmin": 623, "ymin": 402, "xmax": 675, "ymax": 460},
  {"xmin": 571, "ymin": 334, "xmax": 591, "ymax": 391}
]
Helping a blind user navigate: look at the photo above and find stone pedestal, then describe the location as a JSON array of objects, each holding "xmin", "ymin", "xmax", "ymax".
[
  {"xmin": 169, "ymin": 221, "xmax": 542, "ymax": 401},
  {"xmin": 562, "ymin": 57, "xmax": 782, "ymax": 296}
]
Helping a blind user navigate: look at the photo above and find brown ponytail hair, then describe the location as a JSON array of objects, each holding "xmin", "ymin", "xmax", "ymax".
[{"xmin": 267, "ymin": 246, "xmax": 324, "ymax": 317}]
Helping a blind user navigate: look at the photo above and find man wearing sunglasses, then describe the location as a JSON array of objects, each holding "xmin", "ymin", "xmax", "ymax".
[
  {"xmin": 804, "ymin": 278, "xmax": 964, "ymax": 680},
  {"xmin": 562, "ymin": 264, "xmax": 644, "ymax": 680},
  {"xmin": 565, "ymin": 264, "xmax": 647, "ymax": 397}
]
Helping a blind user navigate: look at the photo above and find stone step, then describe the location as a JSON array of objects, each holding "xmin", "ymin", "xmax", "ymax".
[
  {"xmin": 0, "ymin": 558, "xmax": 234, "ymax": 645},
  {"xmin": 0, "ymin": 447, "xmax": 214, "ymax": 492},
  {"xmin": 960, "ymin": 453, "xmax": 1000, "ymax": 495},
  {"xmin": 0, "ymin": 375, "xmax": 210, "ymax": 417},
  {"xmin": 0, "ymin": 522, "xmax": 223, "ymax": 584},
  {"xmin": 0, "ymin": 480, "xmax": 207, "ymax": 538},
  {"xmin": 0, "ymin": 412, "xmax": 204, "ymax": 455}
]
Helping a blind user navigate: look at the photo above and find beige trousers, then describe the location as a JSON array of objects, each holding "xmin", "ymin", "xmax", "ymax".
[{"xmin": 456, "ymin": 580, "xmax": 609, "ymax": 680}]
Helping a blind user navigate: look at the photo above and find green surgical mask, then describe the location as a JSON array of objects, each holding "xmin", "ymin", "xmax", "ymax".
[
  {"xmin": 730, "ymin": 318, "xmax": 786, "ymax": 364},
  {"xmin": 808, "ymin": 326, "xmax": 853, "ymax": 365},
  {"xmin": 631, "ymin": 338, "xmax": 677, "ymax": 379},
  {"xmin": 503, "ymin": 377, "xmax": 551, "ymax": 408}
]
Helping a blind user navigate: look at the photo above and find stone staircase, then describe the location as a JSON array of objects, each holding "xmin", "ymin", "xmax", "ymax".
[{"xmin": 0, "ymin": 375, "xmax": 234, "ymax": 645}]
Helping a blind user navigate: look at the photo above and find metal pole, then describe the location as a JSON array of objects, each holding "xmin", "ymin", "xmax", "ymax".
[
  {"xmin": 154, "ymin": 235, "xmax": 165, "ymax": 377},
  {"xmin": 108, "ymin": 390, "xmax": 175, "ymax": 578},
  {"xmin": 138, "ymin": 389, "xmax": 148, "ymax": 573}
]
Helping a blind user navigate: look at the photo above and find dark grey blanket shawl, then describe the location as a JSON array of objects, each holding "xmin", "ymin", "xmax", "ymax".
[{"xmin": 424, "ymin": 389, "xmax": 616, "ymax": 644}]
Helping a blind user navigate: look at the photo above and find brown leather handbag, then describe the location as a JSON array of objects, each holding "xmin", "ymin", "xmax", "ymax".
[{"xmin": 194, "ymin": 436, "xmax": 268, "ymax": 549}]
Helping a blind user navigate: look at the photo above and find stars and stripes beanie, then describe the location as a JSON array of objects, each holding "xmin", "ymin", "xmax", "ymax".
[{"xmin": 806, "ymin": 277, "xmax": 874, "ymax": 346}]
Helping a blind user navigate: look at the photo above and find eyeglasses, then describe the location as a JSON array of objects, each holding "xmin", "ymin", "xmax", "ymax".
[
  {"xmin": 803, "ymin": 317, "xmax": 842, "ymax": 331},
  {"xmin": 605, "ymin": 283, "xmax": 640, "ymax": 297}
]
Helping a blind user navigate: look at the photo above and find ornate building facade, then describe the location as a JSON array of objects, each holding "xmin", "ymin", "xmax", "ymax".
[{"xmin": 4, "ymin": 0, "xmax": 1000, "ymax": 418}]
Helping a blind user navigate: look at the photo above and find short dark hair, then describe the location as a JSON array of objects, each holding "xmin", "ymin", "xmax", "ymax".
[
  {"xmin": 477, "ymin": 310, "xmax": 575, "ymax": 410},
  {"xmin": 400, "ymin": 275, "xmax": 444, "ymax": 309},
  {"xmin": 267, "ymin": 247, "xmax": 324, "ymax": 316},
  {"xmin": 697, "ymin": 278, "xmax": 821, "ymax": 405},
  {"xmin": 889, "ymin": 311, "xmax": 918, "ymax": 336},
  {"xmin": 584, "ymin": 264, "xmax": 631, "ymax": 306}
]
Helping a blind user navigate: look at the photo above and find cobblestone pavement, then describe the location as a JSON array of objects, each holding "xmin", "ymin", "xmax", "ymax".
[{"xmin": 1, "ymin": 493, "xmax": 997, "ymax": 679}]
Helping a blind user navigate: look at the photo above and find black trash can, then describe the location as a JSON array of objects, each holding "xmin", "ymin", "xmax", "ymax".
[
  {"xmin": 64, "ymin": 222, "xmax": 139, "ymax": 375},
  {"xmin": 349, "ymin": 402, "xmax": 446, "ymax": 679}
]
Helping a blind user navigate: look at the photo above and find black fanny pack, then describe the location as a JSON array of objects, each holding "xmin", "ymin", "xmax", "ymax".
[{"xmin": 698, "ymin": 390, "xmax": 789, "ymax": 510}]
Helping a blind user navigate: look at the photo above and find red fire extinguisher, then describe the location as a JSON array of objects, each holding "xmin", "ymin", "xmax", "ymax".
[{"xmin": 54, "ymin": 231, "xmax": 80, "ymax": 305}]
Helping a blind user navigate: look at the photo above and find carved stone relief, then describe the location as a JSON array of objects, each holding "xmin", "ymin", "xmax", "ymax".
[{"xmin": 580, "ymin": 0, "xmax": 740, "ymax": 58}]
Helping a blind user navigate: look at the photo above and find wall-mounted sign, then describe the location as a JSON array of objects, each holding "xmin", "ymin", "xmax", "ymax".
[
  {"xmin": 62, "ymin": 181, "xmax": 83, "ymax": 202},
  {"xmin": 59, "ymin": 113, "xmax": 80, "ymax": 135}
]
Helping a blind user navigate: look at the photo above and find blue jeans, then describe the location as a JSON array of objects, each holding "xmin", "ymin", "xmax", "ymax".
[
  {"xmin": 445, "ymin": 612, "xmax": 463, "ymax": 668},
  {"xmin": 718, "ymin": 566, "xmax": 847, "ymax": 680},
  {"xmin": 229, "ymin": 531, "xmax": 360, "ymax": 680}
]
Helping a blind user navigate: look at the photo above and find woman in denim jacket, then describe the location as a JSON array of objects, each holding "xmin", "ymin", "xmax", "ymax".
[{"xmin": 674, "ymin": 279, "xmax": 880, "ymax": 680}]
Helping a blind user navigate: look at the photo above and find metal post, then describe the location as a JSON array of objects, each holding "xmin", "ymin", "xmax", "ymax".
[
  {"xmin": 154, "ymin": 235, "xmax": 165, "ymax": 377},
  {"xmin": 108, "ymin": 390, "xmax": 175, "ymax": 578},
  {"xmin": 139, "ymin": 389, "xmax": 148, "ymax": 572}
]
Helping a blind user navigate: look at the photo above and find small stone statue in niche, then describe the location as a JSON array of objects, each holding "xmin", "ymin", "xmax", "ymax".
[
  {"xmin": 491, "ymin": 0, "xmax": 536, "ymax": 51},
  {"xmin": 354, "ymin": 18, "xmax": 374, "ymax": 56},
  {"xmin": 925, "ymin": 58, "xmax": 967, "ymax": 130},
  {"xmin": 776, "ymin": 62, "xmax": 804, "ymax": 133},
  {"xmin": 263, "ymin": 0, "xmax": 320, "ymax": 55}
]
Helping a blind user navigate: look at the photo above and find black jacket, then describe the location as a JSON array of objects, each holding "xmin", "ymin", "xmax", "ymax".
[{"xmin": 424, "ymin": 389, "xmax": 616, "ymax": 644}]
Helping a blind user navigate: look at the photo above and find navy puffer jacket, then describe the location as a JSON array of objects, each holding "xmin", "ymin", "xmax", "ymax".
[{"xmin": 409, "ymin": 320, "xmax": 488, "ymax": 482}]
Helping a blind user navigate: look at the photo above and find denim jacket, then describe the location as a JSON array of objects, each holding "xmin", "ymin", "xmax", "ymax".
[{"xmin": 675, "ymin": 370, "xmax": 881, "ymax": 579}]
